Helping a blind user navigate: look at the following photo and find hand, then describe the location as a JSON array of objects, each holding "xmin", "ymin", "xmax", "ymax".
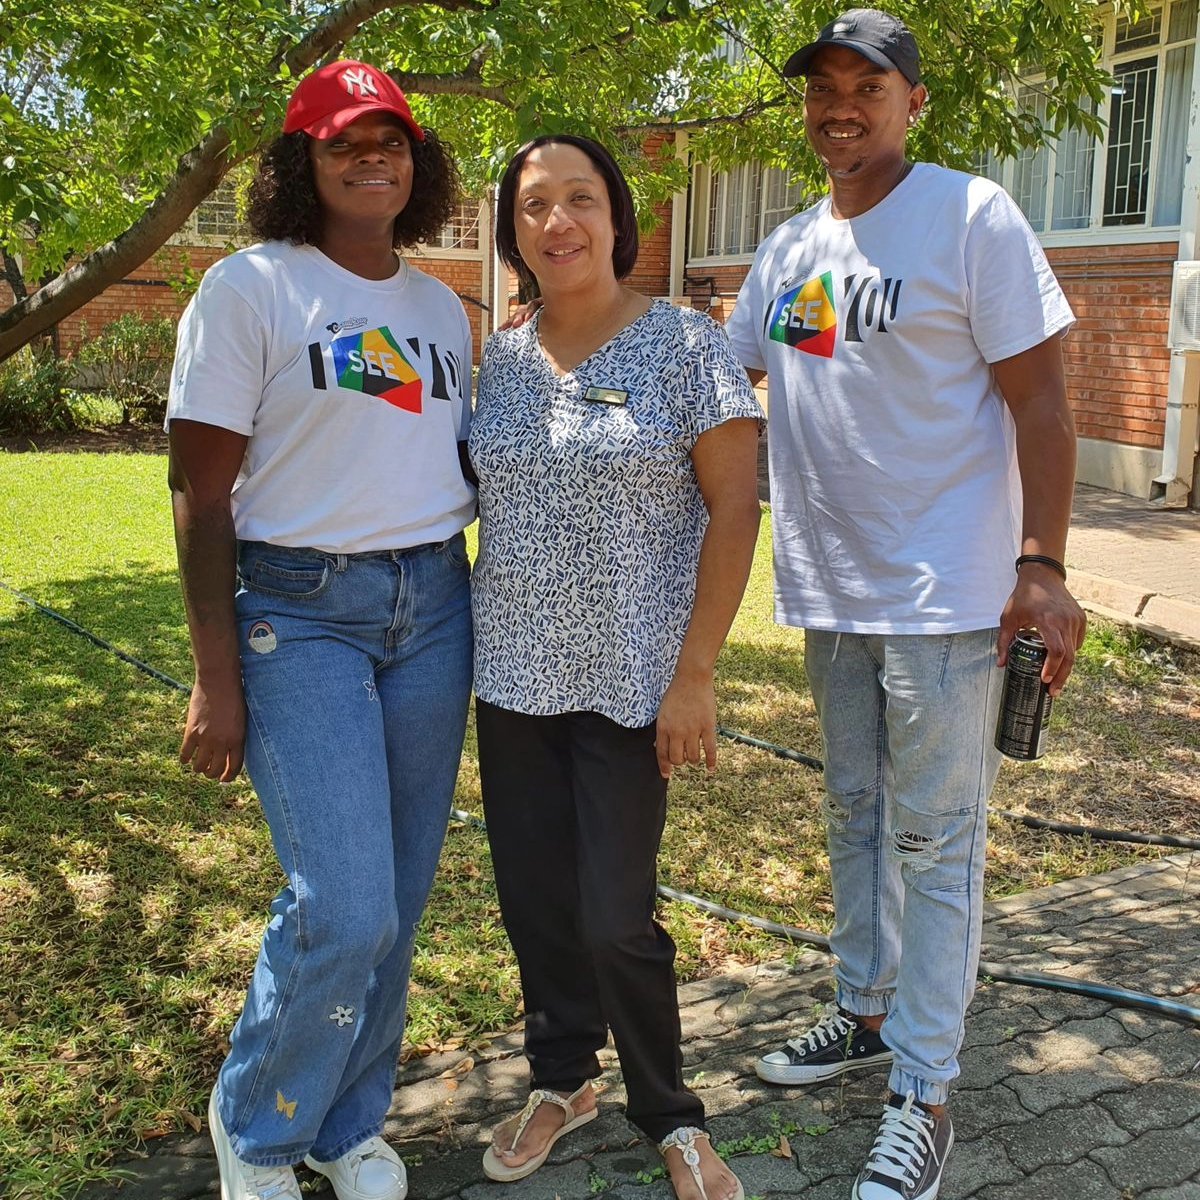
[
  {"xmin": 498, "ymin": 297, "xmax": 543, "ymax": 331},
  {"xmin": 655, "ymin": 669, "xmax": 718, "ymax": 780},
  {"xmin": 997, "ymin": 565, "xmax": 1087, "ymax": 696},
  {"xmin": 180, "ymin": 678, "xmax": 246, "ymax": 782}
]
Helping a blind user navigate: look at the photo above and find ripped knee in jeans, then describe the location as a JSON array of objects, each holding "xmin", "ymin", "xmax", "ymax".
[
  {"xmin": 821, "ymin": 794, "xmax": 852, "ymax": 834},
  {"xmin": 892, "ymin": 827, "xmax": 947, "ymax": 872}
]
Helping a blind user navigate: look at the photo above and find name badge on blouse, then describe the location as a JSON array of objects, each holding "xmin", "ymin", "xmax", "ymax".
[{"xmin": 583, "ymin": 386, "xmax": 629, "ymax": 406}]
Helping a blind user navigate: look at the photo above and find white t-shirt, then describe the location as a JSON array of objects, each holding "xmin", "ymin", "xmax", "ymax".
[
  {"xmin": 167, "ymin": 241, "xmax": 475, "ymax": 553},
  {"xmin": 469, "ymin": 300, "xmax": 763, "ymax": 727},
  {"xmin": 726, "ymin": 164, "xmax": 1074, "ymax": 634}
]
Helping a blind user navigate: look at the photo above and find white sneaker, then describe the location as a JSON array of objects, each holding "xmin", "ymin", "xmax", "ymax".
[
  {"xmin": 208, "ymin": 1089, "xmax": 302, "ymax": 1200},
  {"xmin": 305, "ymin": 1136, "xmax": 408, "ymax": 1200}
]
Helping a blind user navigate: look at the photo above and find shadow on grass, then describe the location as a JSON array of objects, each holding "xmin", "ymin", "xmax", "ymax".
[
  {"xmin": 2, "ymin": 569, "xmax": 1197, "ymax": 1195},
  {"xmin": 0, "ymin": 567, "xmax": 828, "ymax": 1189},
  {"xmin": 0, "ymin": 569, "xmax": 273, "ymax": 1190}
]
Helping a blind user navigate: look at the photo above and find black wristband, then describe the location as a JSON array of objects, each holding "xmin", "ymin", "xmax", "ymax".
[{"xmin": 1015, "ymin": 554, "xmax": 1067, "ymax": 581}]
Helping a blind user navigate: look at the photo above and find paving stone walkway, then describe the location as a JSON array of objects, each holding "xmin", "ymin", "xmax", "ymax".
[
  {"xmin": 1066, "ymin": 484, "xmax": 1200, "ymax": 647},
  {"xmin": 82, "ymin": 854, "xmax": 1200, "ymax": 1200}
]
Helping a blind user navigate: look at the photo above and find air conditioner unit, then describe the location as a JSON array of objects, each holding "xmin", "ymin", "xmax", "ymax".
[{"xmin": 1167, "ymin": 260, "xmax": 1200, "ymax": 351}]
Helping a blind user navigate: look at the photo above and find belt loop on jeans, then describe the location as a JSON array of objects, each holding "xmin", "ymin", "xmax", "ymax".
[{"xmin": 333, "ymin": 553, "xmax": 348, "ymax": 572}]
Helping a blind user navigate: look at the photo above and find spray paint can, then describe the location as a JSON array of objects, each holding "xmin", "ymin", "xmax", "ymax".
[{"xmin": 995, "ymin": 631, "xmax": 1053, "ymax": 761}]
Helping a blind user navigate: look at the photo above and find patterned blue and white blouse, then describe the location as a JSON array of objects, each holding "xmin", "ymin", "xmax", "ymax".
[{"xmin": 469, "ymin": 299, "xmax": 763, "ymax": 728}]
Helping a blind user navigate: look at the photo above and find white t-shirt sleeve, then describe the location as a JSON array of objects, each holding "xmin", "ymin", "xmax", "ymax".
[
  {"xmin": 964, "ymin": 187, "xmax": 1075, "ymax": 364},
  {"xmin": 454, "ymin": 302, "xmax": 473, "ymax": 441},
  {"xmin": 725, "ymin": 243, "xmax": 770, "ymax": 372},
  {"xmin": 167, "ymin": 275, "xmax": 267, "ymax": 436}
]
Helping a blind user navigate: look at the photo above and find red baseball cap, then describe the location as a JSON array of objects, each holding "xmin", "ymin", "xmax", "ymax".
[{"xmin": 283, "ymin": 60, "xmax": 425, "ymax": 142}]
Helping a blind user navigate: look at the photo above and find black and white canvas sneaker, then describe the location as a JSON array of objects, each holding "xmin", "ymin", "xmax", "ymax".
[
  {"xmin": 851, "ymin": 1092, "xmax": 954, "ymax": 1200},
  {"xmin": 755, "ymin": 1004, "xmax": 893, "ymax": 1085}
]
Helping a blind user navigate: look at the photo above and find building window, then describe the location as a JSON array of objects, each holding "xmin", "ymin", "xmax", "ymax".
[
  {"xmin": 194, "ymin": 182, "xmax": 244, "ymax": 239},
  {"xmin": 1013, "ymin": 88, "xmax": 1051, "ymax": 230},
  {"xmin": 981, "ymin": 0, "xmax": 1196, "ymax": 235},
  {"xmin": 690, "ymin": 163, "xmax": 804, "ymax": 257},
  {"xmin": 430, "ymin": 201, "xmax": 482, "ymax": 251},
  {"xmin": 1105, "ymin": 56, "xmax": 1158, "ymax": 224}
]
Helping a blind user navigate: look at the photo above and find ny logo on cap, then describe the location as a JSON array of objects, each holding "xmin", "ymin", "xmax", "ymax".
[
  {"xmin": 340, "ymin": 67, "xmax": 380, "ymax": 98},
  {"xmin": 832, "ymin": 20, "xmax": 854, "ymax": 32}
]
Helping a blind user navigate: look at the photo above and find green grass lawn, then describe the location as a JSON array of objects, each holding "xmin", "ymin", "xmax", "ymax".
[{"xmin": 2, "ymin": 450, "xmax": 1198, "ymax": 1196}]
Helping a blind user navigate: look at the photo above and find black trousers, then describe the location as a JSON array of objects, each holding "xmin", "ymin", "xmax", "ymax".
[{"xmin": 476, "ymin": 699, "xmax": 705, "ymax": 1141}]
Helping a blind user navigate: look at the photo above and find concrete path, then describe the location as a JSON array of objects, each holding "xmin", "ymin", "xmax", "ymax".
[
  {"xmin": 79, "ymin": 854, "xmax": 1200, "ymax": 1200},
  {"xmin": 1067, "ymin": 485, "xmax": 1200, "ymax": 648}
]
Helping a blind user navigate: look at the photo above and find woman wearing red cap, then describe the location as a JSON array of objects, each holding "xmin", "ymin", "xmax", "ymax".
[{"xmin": 167, "ymin": 61, "xmax": 473, "ymax": 1200}]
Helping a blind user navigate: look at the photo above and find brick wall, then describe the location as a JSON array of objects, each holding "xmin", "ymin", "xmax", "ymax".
[
  {"xmin": 627, "ymin": 198, "xmax": 673, "ymax": 298},
  {"xmin": 627, "ymin": 133, "xmax": 674, "ymax": 298},
  {"xmin": 682, "ymin": 263, "xmax": 750, "ymax": 318},
  {"xmin": 0, "ymin": 247, "xmax": 227, "ymax": 358},
  {"xmin": 3, "ymin": 246, "xmax": 489, "ymax": 365},
  {"xmin": 1046, "ymin": 242, "xmax": 1175, "ymax": 451}
]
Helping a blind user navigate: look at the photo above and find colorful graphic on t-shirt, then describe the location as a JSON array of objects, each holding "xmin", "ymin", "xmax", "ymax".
[
  {"xmin": 768, "ymin": 272, "xmax": 837, "ymax": 358},
  {"xmin": 315, "ymin": 326, "xmax": 423, "ymax": 412}
]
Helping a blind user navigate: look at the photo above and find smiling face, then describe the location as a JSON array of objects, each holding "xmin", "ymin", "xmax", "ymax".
[
  {"xmin": 803, "ymin": 44, "xmax": 925, "ymax": 187},
  {"xmin": 308, "ymin": 111, "xmax": 414, "ymax": 237},
  {"xmin": 512, "ymin": 142, "xmax": 618, "ymax": 296}
]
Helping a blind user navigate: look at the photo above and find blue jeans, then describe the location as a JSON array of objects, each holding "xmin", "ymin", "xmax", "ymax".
[
  {"xmin": 215, "ymin": 535, "xmax": 472, "ymax": 1166},
  {"xmin": 804, "ymin": 628, "xmax": 1002, "ymax": 1107}
]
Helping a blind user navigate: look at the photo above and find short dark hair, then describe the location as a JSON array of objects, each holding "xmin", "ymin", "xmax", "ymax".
[
  {"xmin": 246, "ymin": 126, "xmax": 460, "ymax": 249},
  {"xmin": 494, "ymin": 135, "xmax": 639, "ymax": 284}
]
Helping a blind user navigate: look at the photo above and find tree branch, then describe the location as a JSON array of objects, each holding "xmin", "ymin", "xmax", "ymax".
[
  {"xmin": 0, "ymin": 0, "xmax": 499, "ymax": 361},
  {"xmin": 392, "ymin": 71, "xmax": 512, "ymax": 104},
  {"xmin": 619, "ymin": 94, "xmax": 786, "ymax": 134},
  {"xmin": 2, "ymin": 249, "xmax": 29, "ymax": 303}
]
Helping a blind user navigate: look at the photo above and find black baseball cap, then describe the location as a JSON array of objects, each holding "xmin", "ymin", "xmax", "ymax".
[{"xmin": 783, "ymin": 9, "xmax": 921, "ymax": 85}]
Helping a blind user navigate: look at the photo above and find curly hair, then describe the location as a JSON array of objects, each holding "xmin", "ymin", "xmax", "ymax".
[{"xmin": 246, "ymin": 127, "xmax": 460, "ymax": 249}]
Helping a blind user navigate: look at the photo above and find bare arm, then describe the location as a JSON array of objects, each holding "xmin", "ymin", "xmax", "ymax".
[
  {"xmin": 991, "ymin": 335, "xmax": 1087, "ymax": 695},
  {"xmin": 168, "ymin": 418, "xmax": 250, "ymax": 781},
  {"xmin": 656, "ymin": 417, "xmax": 762, "ymax": 779}
]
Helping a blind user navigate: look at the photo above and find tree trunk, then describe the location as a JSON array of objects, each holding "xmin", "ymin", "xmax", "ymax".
[
  {"xmin": 3, "ymin": 250, "xmax": 61, "ymax": 358},
  {"xmin": 0, "ymin": 0, "xmax": 487, "ymax": 364},
  {"xmin": 0, "ymin": 130, "xmax": 236, "ymax": 363}
]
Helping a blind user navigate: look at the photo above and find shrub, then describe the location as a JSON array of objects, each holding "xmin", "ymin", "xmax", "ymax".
[
  {"xmin": 77, "ymin": 314, "xmax": 177, "ymax": 424},
  {"xmin": 0, "ymin": 347, "xmax": 75, "ymax": 436}
]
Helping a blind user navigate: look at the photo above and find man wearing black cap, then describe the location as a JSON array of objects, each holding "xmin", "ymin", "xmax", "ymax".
[{"xmin": 725, "ymin": 9, "xmax": 1086, "ymax": 1200}]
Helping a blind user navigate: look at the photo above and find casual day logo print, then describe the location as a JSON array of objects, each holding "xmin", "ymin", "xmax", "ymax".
[
  {"xmin": 308, "ymin": 327, "xmax": 464, "ymax": 414},
  {"xmin": 768, "ymin": 270, "xmax": 905, "ymax": 357},
  {"xmin": 329, "ymin": 326, "xmax": 423, "ymax": 412},
  {"xmin": 769, "ymin": 272, "xmax": 837, "ymax": 358}
]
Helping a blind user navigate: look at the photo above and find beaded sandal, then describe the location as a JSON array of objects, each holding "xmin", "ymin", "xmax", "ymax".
[
  {"xmin": 482, "ymin": 1083, "xmax": 597, "ymax": 1182},
  {"xmin": 658, "ymin": 1127, "xmax": 745, "ymax": 1200}
]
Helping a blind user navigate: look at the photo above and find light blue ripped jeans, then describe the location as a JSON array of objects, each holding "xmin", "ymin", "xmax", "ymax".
[
  {"xmin": 214, "ymin": 535, "xmax": 472, "ymax": 1166},
  {"xmin": 804, "ymin": 628, "xmax": 1003, "ymax": 1107}
]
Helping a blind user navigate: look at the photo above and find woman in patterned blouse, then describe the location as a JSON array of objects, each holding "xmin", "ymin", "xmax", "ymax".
[{"xmin": 468, "ymin": 135, "xmax": 763, "ymax": 1200}]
